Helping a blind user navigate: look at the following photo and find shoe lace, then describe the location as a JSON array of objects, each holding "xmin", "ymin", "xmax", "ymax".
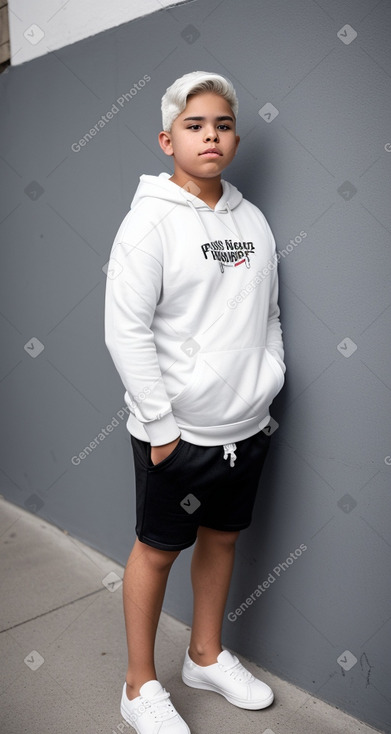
[
  {"xmin": 219, "ymin": 659, "xmax": 255, "ymax": 683},
  {"xmin": 140, "ymin": 689, "xmax": 177, "ymax": 722}
]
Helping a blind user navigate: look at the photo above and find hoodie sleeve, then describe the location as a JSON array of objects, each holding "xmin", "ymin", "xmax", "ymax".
[
  {"xmin": 104, "ymin": 212, "xmax": 181, "ymax": 446},
  {"xmin": 264, "ymin": 219, "xmax": 286, "ymax": 375}
]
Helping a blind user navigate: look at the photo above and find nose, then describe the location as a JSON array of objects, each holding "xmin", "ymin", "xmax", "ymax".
[{"xmin": 204, "ymin": 126, "xmax": 219, "ymax": 142}]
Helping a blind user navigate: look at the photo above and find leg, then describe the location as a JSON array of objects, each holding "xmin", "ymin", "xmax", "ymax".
[
  {"xmin": 182, "ymin": 526, "xmax": 274, "ymax": 711},
  {"xmin": 188, "ymin": 526, "xmax": 240, "ymax": 666},
  {"xmin": 123, "ymin": 537, "xmax": 181, "ymax": 699}
]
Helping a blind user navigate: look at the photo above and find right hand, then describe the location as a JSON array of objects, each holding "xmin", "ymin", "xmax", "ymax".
[{"xmin": 150, "ymin": 436, "xmax": 181, "ymax": 466}]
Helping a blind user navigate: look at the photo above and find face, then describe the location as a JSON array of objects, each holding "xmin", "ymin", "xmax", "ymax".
[{"xmin": 158, "ymin": 91, "xmax": 240, "ymax": 181}]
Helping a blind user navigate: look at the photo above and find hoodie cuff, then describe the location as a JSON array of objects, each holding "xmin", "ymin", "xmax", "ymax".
[{"xmin": 143, "ymin": 412, "xmax": 181, "ymax": 446}]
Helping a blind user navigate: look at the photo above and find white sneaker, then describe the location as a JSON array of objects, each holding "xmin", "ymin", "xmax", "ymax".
[
  {"xmin": 120, "ymin": 680, "xmax": 191, "ymax": 733},
  {"xmin": 182, "ymin": 648, "xmax": 274, "ymax": 710}
]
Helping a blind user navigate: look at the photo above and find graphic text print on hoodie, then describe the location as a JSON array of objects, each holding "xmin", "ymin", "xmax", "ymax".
[{"xmin": 104, "ymin": 172, "xmax": 286, "ymax": 447}]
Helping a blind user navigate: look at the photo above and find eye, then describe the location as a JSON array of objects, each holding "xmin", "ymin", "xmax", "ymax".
[{"xmin": 187, "ymin": 124, "xmax": 231, "ymax": 131}]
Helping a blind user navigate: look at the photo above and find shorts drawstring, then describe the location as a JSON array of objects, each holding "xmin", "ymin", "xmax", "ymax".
[{"xmin": 223, "ymin": 443, "xmax": 237, "ymax": 468}]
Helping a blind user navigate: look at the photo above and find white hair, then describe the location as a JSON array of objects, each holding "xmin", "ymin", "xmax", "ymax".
[{"xmin": 161, "ymin": 70, "xmax": 239, "ymax": 132}]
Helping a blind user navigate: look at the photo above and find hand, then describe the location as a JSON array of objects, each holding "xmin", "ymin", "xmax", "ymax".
[{"xmin": 150, "ymin": 436, "xmax": 181, "ymax": 466}]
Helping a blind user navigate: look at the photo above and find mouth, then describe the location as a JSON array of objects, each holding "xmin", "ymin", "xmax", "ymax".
[{"xmin": 199, "ymin": 149, "xmax": 222, "ymax": 157}]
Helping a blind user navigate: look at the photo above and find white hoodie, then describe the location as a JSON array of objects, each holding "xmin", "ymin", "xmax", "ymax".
[{"xmin": 104, "ymin": 172, "xmax": 285, "ymax": 447}]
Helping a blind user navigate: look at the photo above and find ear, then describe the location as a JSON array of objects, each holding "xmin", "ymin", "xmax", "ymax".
[
  {"xmin": 158, "ymin": 131, "xmax": 174, "ymax": 156},
  {"xmin": 234, "ymin": 134, "xmax": 240, "ymax": 153}
]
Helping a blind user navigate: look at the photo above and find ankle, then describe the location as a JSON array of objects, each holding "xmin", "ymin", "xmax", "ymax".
[
  {"xmin": 188, "ymin": 644, "xmax": 222, "ymax": 666},
  {"xmin": 125, "ymin": 682, "xmax": 140, "ymax": 701},
  {"xmin": 125, "ymin": 673, "xmax": 157, "ymax": 700}
]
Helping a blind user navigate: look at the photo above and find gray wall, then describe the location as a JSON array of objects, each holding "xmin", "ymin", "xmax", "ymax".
[{"xmin": 1, "ymin": 0, "xmax": 390, "ymax": 730}]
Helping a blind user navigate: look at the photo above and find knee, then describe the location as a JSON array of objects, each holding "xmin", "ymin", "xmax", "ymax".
[
  {"xmin": 218, "ymin": 530, "xmax": 240, "ymax": 548},
  {"xmin": 141, "ymin": 543, "xmax": 181, "ymax": 571},
  {"xmin": 197, "ymin": 527, "xmax": 240, "ymax": 549}
]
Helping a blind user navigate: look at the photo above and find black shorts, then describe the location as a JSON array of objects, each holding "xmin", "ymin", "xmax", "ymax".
[{"xmin": 130, "ymin": 431, "xmax": 271, "ymax": 551}]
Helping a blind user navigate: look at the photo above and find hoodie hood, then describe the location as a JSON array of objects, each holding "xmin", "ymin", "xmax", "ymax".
[{"xmin": 131, "ymin": 171, "xmax": 243, "ymax": 211}]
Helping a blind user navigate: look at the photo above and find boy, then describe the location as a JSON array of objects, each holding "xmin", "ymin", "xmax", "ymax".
[{"xmin": 104, "ymin": 70, "xmax": 286, "ymax": 734}]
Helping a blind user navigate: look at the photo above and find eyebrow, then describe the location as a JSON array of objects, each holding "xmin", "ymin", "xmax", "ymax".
[{"xmin": 183, "ymin": 115, "xmax": 234, "ymax": 122}]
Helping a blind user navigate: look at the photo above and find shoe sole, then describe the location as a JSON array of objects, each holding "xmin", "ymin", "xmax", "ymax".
[
  {"xmin": 182, "ymin": 671, "xmax": 274, "ymax": 710},
  {"xmin": 120, "ymin": 699, "xmax": 191, "ymax": 734}
]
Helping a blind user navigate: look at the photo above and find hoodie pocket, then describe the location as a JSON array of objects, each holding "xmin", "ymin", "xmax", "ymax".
[{"xmin": 171, "ymin": 346, "xmax": 284, "ymax": 426}]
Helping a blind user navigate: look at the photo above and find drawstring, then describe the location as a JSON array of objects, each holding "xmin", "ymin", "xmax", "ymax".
[
  {"xmin": 223, "ymin": 443, "xmax": 237, "ymax": 468},
  {"xmin": 226, "ymin": 202, "xmax": 246, "ymax": 250},
  {"xmin": 187, "ymin": 198, "xmax": 213, "ymax": 242}
]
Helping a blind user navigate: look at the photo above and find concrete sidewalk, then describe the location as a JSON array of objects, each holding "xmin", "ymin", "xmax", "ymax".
[{"xmin": 0, "ymin": 496, "xmax": 382, "ymax": 734}]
